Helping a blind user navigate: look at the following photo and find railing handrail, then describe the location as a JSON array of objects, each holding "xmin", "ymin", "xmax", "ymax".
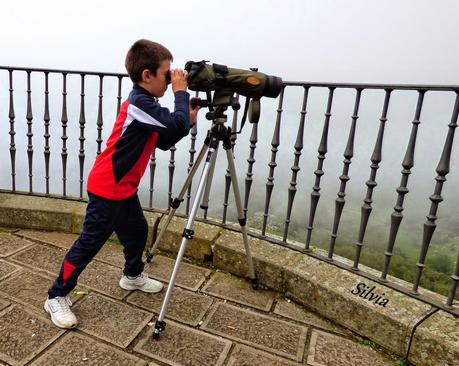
[
  {"xmin": 285, "ymin": 81, "xmax": 459, "ymax": 91},
  {"xmin": 0, "ymin": 65, "xmax": 128, "ymax": 78},
  {"xmin": 1, "ymin": 65, "xmax": 458, "ymax": 91}
]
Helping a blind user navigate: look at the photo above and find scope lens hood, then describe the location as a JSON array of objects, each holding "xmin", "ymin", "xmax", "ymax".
[{"xmin": 263, "ymin": 75, "xmax": 283, "ymax": 98}]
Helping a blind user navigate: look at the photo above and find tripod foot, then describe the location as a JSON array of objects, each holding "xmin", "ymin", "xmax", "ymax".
[
  {"xmin": 250, "ymin": 275, "xmax": 259, "ymax": 290},
  {"xmin": 146, "ymin": 252, "xmax": 154, "ymax": 264},
  {"xmin": 152, "ymin": 319, "xmax": 166, "ymax": 340}
]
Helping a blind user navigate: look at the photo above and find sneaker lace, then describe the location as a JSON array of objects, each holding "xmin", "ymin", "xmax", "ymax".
[{"xmin": 56, "ymin": 296, "xmax": 73, "ymax": 315}]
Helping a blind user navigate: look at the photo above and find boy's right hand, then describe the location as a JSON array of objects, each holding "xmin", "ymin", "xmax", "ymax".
[{"xmin": 171, "ymin": 69, "xmax": 188, "ymax": 93}]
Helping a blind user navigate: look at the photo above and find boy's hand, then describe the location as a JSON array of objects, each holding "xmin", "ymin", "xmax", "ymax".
[
  {"xmin": 171, "ymin": 68, "xmax": 188, "ymax": 93},
  {"xmin": 189, "ymin": 99, "xmax": 200, "ymax": 126}
]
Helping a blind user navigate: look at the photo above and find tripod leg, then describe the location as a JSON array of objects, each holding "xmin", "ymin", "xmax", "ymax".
[
  {"xmin": 153, "ymin": 144, "xmax": 219, "ymax": 339},
  {"xmin": 200, "ymin": 147, "xmax": 218, "ymax": 219},
  {"xmin": 224, "ymin": 148, "xmax": 257, "ymax": 283},
  {"xmin": 145, "ymin": 143, "xmax": 209, "ymax": 262}
]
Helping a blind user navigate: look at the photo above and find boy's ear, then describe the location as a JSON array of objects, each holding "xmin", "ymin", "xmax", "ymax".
[{"xmin": 141, "ymin": 69, "xmax": 153, "ymax": 83}]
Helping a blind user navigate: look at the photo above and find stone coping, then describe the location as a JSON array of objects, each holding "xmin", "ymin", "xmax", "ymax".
[{"xmin": 0, "ymin": 192, "xmax": 457, "ymax": 366}]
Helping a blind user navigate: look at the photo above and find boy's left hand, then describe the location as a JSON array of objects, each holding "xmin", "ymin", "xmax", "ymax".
[{"xmin": 189, "ymin": 99, "xmax": 200, "ymax": 126}]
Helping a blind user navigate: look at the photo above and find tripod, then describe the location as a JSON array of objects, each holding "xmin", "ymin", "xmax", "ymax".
[{"xmin": 146, "ymin": 106, "xmax": 257, "ymax": 340}]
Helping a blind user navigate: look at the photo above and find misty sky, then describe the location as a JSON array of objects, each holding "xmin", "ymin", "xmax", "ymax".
[{"xmin": 1, "ymin": 0, "xmax": 458, "ymax": 85}]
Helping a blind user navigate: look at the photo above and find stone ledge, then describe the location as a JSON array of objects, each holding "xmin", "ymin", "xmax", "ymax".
[
  {"xmin": 148, "ymin": 214, "xmax": 220, "ymax": 262},
  {"xmin": 212, "ymin": 230, "xmax": 455, "ymax": 364},
  {"xmin": 408, "ymin": 310, "xmax": 459, "ymax": 366},
  {"xmin": 0, "ymin": 193, "xmax": 78, "ymax": 232},
  {"xmin": 0, "ymin": 192, "xmax": 456, "ymax": 366},
  {"xmin": 285, "ymin": 255, "xmax": 433, "ymax": 356}
]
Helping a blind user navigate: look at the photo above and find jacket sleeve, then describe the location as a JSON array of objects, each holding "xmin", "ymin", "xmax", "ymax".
[{"xmin": 132, "ymin": 91, "xmax": 191, "ymax": 151}]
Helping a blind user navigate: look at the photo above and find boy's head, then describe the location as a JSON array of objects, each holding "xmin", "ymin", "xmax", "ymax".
[{"xmin": 125, "ymin": 39, "xmax": 173, "ymax": 97}]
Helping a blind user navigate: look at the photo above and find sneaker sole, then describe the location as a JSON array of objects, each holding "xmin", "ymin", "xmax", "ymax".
[
  {"xmin": 119, "ymin": 281, "xmax": 164, "ymax": 293},
  {"xmin": 44, "ymin": 301, "xmax": 77, "ymax": 329}
]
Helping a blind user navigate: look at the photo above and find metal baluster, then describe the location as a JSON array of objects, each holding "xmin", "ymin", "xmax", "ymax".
[
  {"xmin": 96, "ymin": 76, "xmax": 104, "ymax": 155},
  {"xmin": 262, "ymin": 87, "xmax": 285, "ymax": 236},
  {"xmin": 8, "ymin": 70, "xmax": 16, "ymax": 191},
  {"xmin": 116, "ymin": 76, "xmax": 123, "ymax": 115},
  {"xmin": 148, "ymin": 150, "xmax": 156, "ymax": 208},
  {"xmin": 78, "ymin": 74, "xmax": 86, "ymax": 198},
  {"xmin": 380, "ymin": 90, "xmax": 426, "ymax": 280},
  {"xmin": 222, "ymin": 97, "xmax": 239, "ymax": 223},
  {"xmin": 305, "ymin": 87, "xmax": 335, "ymax": 249},
  {"xmin": 283, "ymin": 86, "xmax": 310, "ymax": 242},
  {"xmin": 413, "ymin": 92, "xmax": 459, "ymax": 294},
  {"xmin": 43, "ymin": 72, "xmax": 51, "ymax": 195},
  {"xmin": 168, "ymin": 146, "xmax": 176, "ymax": 210},
  {"xmin": 353, "ymin": 89, "xmax": 392, "ymax": 269},
  {"xmin": 446, "ymin": 249, "xmax": 459, "ymax": 308},
  {"xmin": 243, "ymin": 122, "xmax": 258, "ymax": 218},
  {"xmin": 328, "ymin": 88, "xmax": 362, "ymax": 258},
  {"xmin": 61, "ymin": 73, "xmax": 68, "ymax": 196},
  {"xmin": 186, "ymin": 109, "xmax": 198, "ymax": 215},
  {"xmin": 26, "ymin": 71, "xmax": 34, "ymax": 193}
]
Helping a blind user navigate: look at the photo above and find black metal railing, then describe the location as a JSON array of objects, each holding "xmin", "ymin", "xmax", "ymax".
[{"xmin": 1, "ymin": 65, "xmax": 457, "ymax": 315}]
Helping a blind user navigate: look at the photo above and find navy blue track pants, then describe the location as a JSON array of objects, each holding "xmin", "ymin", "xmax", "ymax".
[{"xmin": 48, "ymin": 192, "xmax": 148, "ymax": 298}]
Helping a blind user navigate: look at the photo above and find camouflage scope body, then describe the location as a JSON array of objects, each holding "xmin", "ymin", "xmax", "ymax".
[{"xmin": 185, "ymin": 61, "xmax": 283, "ymax": 100}]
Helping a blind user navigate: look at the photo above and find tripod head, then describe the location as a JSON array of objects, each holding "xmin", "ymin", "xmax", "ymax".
[
  {"xmin": 191, "ymin": 92, "xmax": 240, "ymax": 121},
  {"xmin": 191, "ymin": 89, "xmax": 258, "ymax": 134}
]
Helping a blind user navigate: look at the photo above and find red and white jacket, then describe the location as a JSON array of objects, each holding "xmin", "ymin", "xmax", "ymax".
[{"xmin": 87, "ymin": 84, "xmax": 190, "ymax": 200}]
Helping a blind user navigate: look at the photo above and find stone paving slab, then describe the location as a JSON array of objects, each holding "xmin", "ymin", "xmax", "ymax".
[
  {"xmin": 0, "ymin": 234, "xmax": 34, "ymax": 258},
  {"xmin": 72, "ymin": 293, "xmax": 152, "ymax": 348},
  {"xmin": 306, "ymin": 329, "xmax": 393, "ymax": 366},
  {"xmin": 32, "ymin": 332, "xmax": 151, "ymax": 366},
  {"xmin": 0, "ymin": 259, "xmax": 21, "ymax": 281},
  {"xmin": 0, "ymin": 305, "xmax": 64, "ymax": 366},
  {"xmin": 274, "ymin": 298, "xmax": 347, "ymax": 336},
  {"xmin": 127, "ymin": 285, "xmax": 213, "ymax": 326},
  {"xmin": 16, "ymin": 230, "xmax": 129, "ymax": 269},
  {"xmin": 9, "ymin": 243, "xmax": 67, "ymax": 276},
  {"xmin": 134, "ymin": 320, "xmax": 232, "ymax": 366},
  {"xmin": 95, "ymin": 241, "xmax": 126, "ymax": 267},
  {"xmin": 15, "ymin": 230, "xmax": 78, "ymax": 249},
  {"xmin": 78, "ymin": 260, "xmax": 129, "ymax": 300},
  {"xmin": 0, "ymin": 269, "xmax": 82, "ymax": 313},
  {"xmin": 201, "ymin": 302, "xmax": 308, "ymax": 361},
  {"xmin": 227, "ymin": 344, "xmax": 302, "ymax": 366},
  {"xmin": 202, "ymin": 271, "xmax": 276, "ymax": 311},
  {"xmin": 4, "ymin": 241, "xmax": 126, "ymax": 302},
  {"xmin": 144, "ymin": 254, "xmax": 211, "ymax": 291},
  {"xmin": 0, "ymin": 298, "xmax": 9, "ymax": 312}
]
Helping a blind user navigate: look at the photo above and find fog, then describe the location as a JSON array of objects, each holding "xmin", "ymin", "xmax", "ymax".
[{"xmin": 1, "ymin": 0, "xmax": 458, "ymax": 84}]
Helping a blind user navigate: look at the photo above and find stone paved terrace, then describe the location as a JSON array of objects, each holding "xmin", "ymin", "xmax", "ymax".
[{"xmin": 0, "ymin": 228, "xmax": 402, "ymax": 366}]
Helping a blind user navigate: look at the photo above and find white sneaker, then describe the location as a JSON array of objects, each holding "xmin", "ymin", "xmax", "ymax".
[
  {"xmin": 119, "ymin": 272, "xmax": 163, "ymax": 293},
  {"xmin": 44, "ymin": 296, "xmax": 77, "ymax": 329}
]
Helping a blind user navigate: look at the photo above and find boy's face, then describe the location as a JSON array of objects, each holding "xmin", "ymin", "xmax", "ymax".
[{"xmin": 141, "ymin": 59, "xmax": 171, "ymax": 97}]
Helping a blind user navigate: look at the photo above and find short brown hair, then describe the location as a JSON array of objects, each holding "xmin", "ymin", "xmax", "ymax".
[{"xmin": 125, "ymin": 39, "xmax": 173, "ymax": 82}]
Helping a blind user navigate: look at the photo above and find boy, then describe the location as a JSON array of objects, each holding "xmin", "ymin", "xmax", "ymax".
[{"xmin": 44, "ymin": 39, "xmax": 199, "ymax": 329}]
